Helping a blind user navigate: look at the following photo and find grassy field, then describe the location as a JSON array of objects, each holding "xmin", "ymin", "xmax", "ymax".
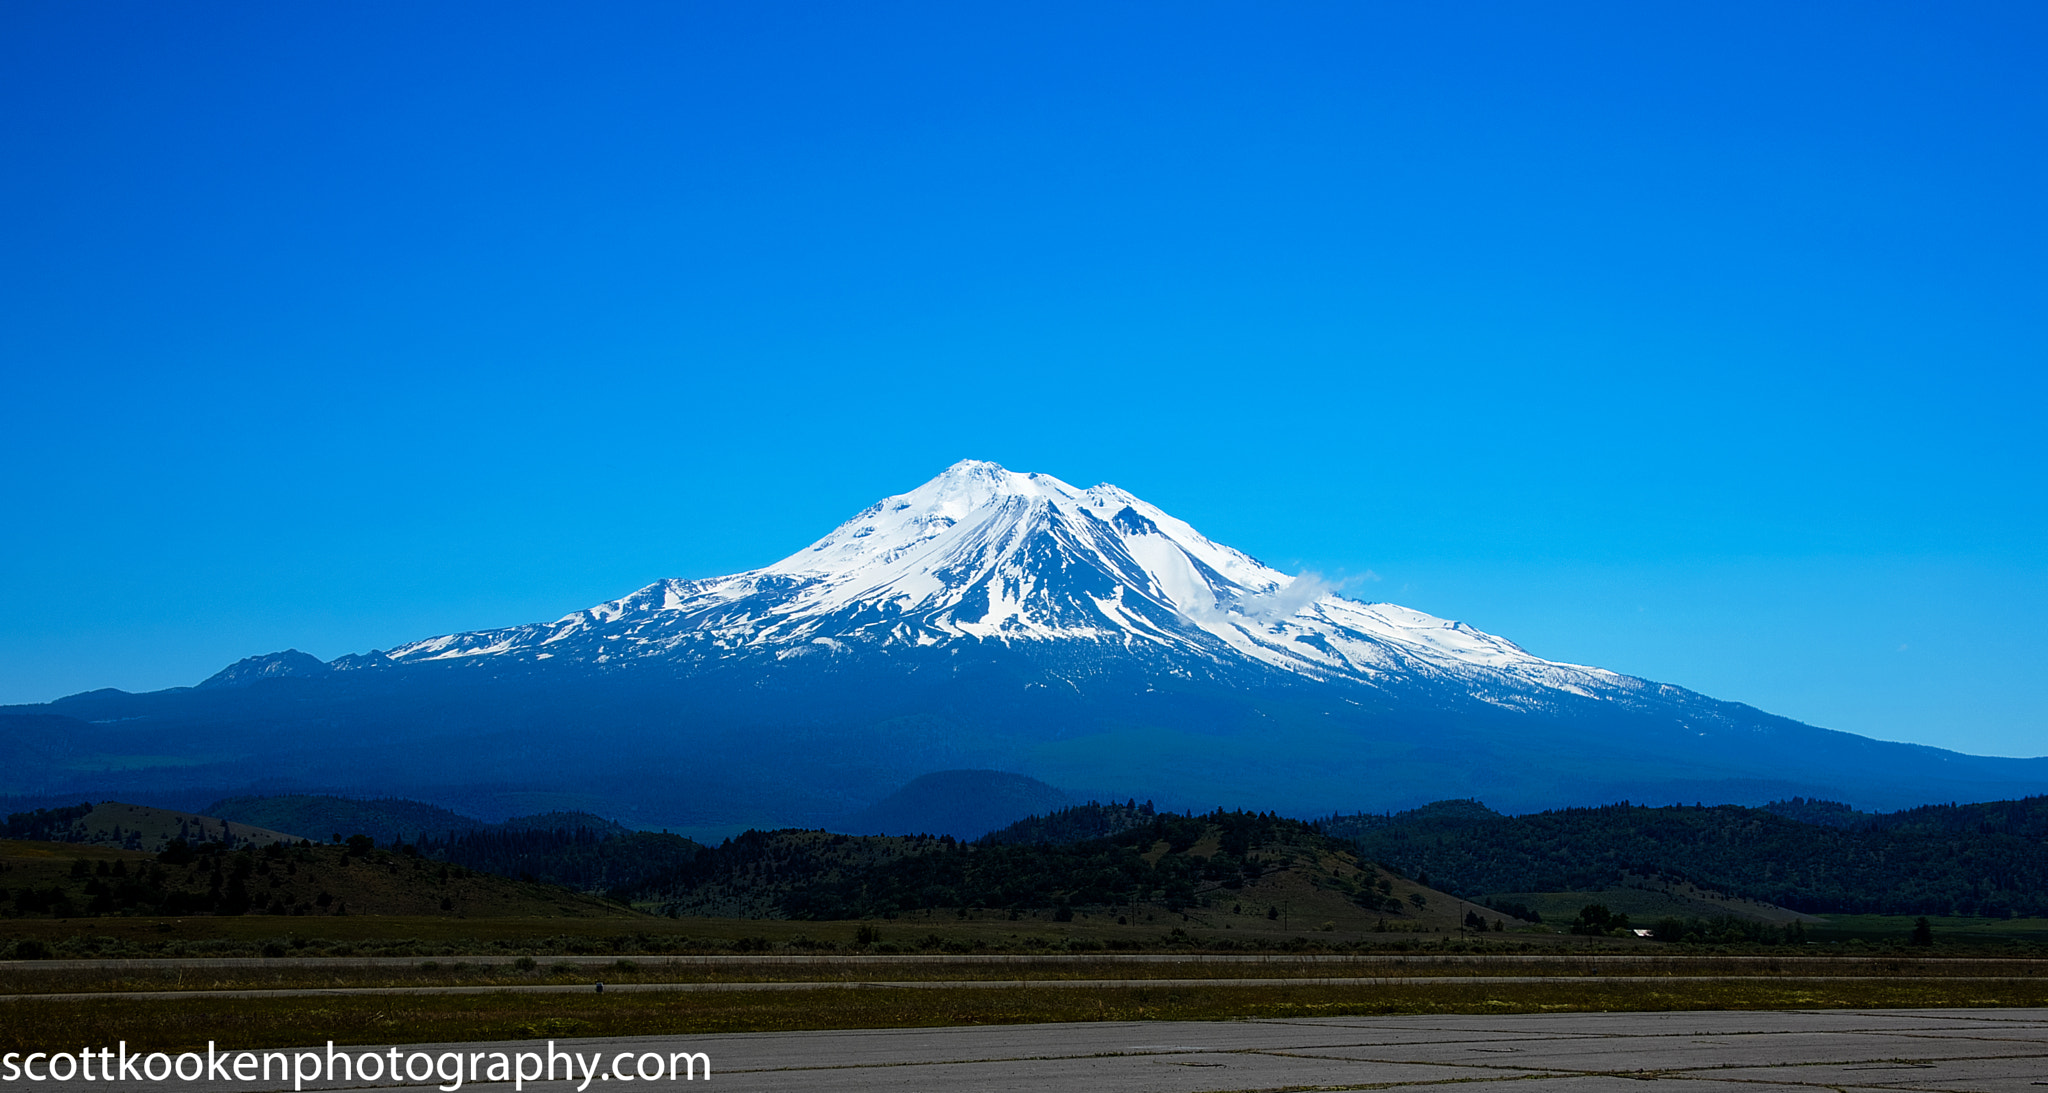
[
  {"xmin": 2, "ymin": 953, "xmax": 2042, "ymax": 995},
  {"xmin": 15, "ymin": 906, "xmax": 2048, "ymax": 960},
  {"xmin": 7, "ymin": 904, "xmax": 2045, "ymax": 1049},
  {"xmin": 1809, "ymin": 914, "xmax": 2048, "ymax": 945},
  {"xmin": 1486, "ymin": 881, "xmax": 1821, "ymax": 928},
  {"xmin": 9, "ymin": 824, "xmax": 2047, "ymax": 1051},
  {"xmin": 0, "ymin": 901, "xmax": 1578, "ymax": 960},
  {"xmin": 2, "ymin": 976, "xmax": 2043, "ymax": 1052}
]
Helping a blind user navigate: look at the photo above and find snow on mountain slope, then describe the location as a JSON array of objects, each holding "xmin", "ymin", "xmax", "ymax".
[{"xmin": 371, "ymin": 460, "xmax": 1626, "ymax": 702}]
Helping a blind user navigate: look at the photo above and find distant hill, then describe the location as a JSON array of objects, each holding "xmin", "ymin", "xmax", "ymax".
[
  {"xmin": 204, "ymin": 793, "xmax": 688, "ymax": 895},
  {"xmin": 205, "ymin": 794, "xmax": 489, "ymax": 846},
  {"xmin": 1759, "ymin": 797, "xmax": 1877, "ymax": 829},
  {"xmin": 0, "ymin": 715, "xmax": 89, "ymax": 780},
  {"xmin": 206, "ymin": 794, "xmax": 639, "ymax": 845},
  {"xmin": 1326, "ymin": 795, "xmax": 2048, "ymax": 917},
  {"xmin": 985, "ymin": 800, "xmax": 1161, "ymax": 845},
  {"xmin": 0, "ymin": 836, "xmax": 638, "ymax": 920},
  {"xmin": 632, "ymin": 830, "xmax": 943, "ymax": 918},
  {"xmin": 629, "ymin": 809, "xmax": 1512, "ymax": 936},
  {"xmin": 840, "ymin": 770, "xmax": 1072, "ymax": 839},
  {"xmin": 4, "ymin": 801, "xmax": 301, "ymax": 852},
  {"xmin": 1868, "ymin": 795, "xmax": 2048, "ymax": 838},
  {"xmin": 416, "ymin": 827, "xmax": 700, "ymax": 897},
  {"xmin": 496, "ymin": 811, "xmax": 632, "ymax": 837}
]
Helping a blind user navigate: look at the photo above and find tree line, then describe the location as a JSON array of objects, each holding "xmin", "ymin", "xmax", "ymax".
[
  {"xmin": 1326, "ymin": 796, "xmax": 2048, "ymax": 916},
  {"xmin": 628, "ymin": 808, "xmax": 1352, "ymax": 919}
]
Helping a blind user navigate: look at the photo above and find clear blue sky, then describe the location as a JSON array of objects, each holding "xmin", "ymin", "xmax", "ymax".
[{"xmin": 3, "ymin": 3, "xmax": 2043, "ymax": 756}]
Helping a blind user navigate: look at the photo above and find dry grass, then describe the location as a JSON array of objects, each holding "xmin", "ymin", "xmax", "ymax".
[
  {"xmin": 0, "ymin": 907, "xmax": 1558, "ymax": 961},
  {"xmin": 3, "ymin": 954, "xmax": 2043, "ymax": 995},
  {"xmin": 3, "ymin": 977, "xmax": 2043, "ymax": 1052}
]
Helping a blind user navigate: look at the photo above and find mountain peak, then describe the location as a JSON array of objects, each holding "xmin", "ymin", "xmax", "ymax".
[
  {"xmin": 936, "ymin": 457, "xmax": 1017, "ymax": 482},
  {"xmin": 199, "ymin": 649, "xmax": 331, "ymax": 688},
  {"xmin": 893, "ymin": 459, "xmax": 1075, "ymax": 517},
  {"xmin": 363, "ymin": 461, "xmax": 1619, "ymax": 705}
]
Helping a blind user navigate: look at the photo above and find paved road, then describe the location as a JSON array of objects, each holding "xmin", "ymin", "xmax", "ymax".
[
  {"xmin": 8, "ymin": 1009, "xmax": 2046, "ymax": 1092},
  {"xmin": 1, "ymin": 975, "xmax": 2032, "ymax": 1003}
]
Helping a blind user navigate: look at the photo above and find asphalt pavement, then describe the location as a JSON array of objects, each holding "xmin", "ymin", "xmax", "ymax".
[
  {"xmin": 9, "ymin": 1008, "xmax": 2045, "ymax": 1093},
  {"xmin": 0, "ymin": 974, "xmax": 2028, "ymax": 1003}
]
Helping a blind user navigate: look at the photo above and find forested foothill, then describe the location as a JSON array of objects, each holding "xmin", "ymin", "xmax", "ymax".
[
  {"xmin": 414, "ymin": 826, "xmax": 703, "ymax": 894},
  {"xmin": 7, "ymin": 796, "xmax": 703, "ymax": 898},
  {"xmin": 10, "ymin": 791, "xmax": 2048, "ymax": 956},
  {"xmin": 1327, "ymin": 795, "xmax": 2048, "ymax": 917},
  {"xmin": 205, "ymin": 794, "xmax": 703, "ymax": 893},
  {"xmin": 640, "ymin": 808, "xmax": 1305, "ymax": 917},
  {"xmin": 2, "ymin": 801, "xmax": 299, "ymax": 853},
  {"xmin": 0, "ymin": 832, "xmax": 630, "ymax": 924},
  {"xmin": 627, "ymin": 806, "xmax": 1461, "ymax": 936}
]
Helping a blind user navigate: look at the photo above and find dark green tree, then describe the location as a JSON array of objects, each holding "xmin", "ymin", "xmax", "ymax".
[{"xmin": 1570, "ymin": 903, "xmax": 1631, "ymax": 936}]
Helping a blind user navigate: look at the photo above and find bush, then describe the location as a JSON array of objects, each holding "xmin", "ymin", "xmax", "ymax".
[{"xmin": 12, "ymin": 939, "xmax": 52, "ymax": 960}]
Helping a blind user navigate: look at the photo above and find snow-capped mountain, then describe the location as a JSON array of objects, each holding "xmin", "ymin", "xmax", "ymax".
[
  {"xmin": 11, "ymin": 460, "xmax": 2048, "ymax": 833},
  {"xmin": 367, "ymin": 460, "xmax": 1622, "ymax": 707}
]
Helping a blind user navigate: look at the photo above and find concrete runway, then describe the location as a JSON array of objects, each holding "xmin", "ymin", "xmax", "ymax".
[{"xmin": 15, "ymin": 1008, "xmax": 2047, "ymax": 1093}]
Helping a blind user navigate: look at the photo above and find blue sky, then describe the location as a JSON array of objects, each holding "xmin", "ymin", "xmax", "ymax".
[{"xmin": 3, "ymin": 3, "xmax": 2043, "ymax": 756}]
